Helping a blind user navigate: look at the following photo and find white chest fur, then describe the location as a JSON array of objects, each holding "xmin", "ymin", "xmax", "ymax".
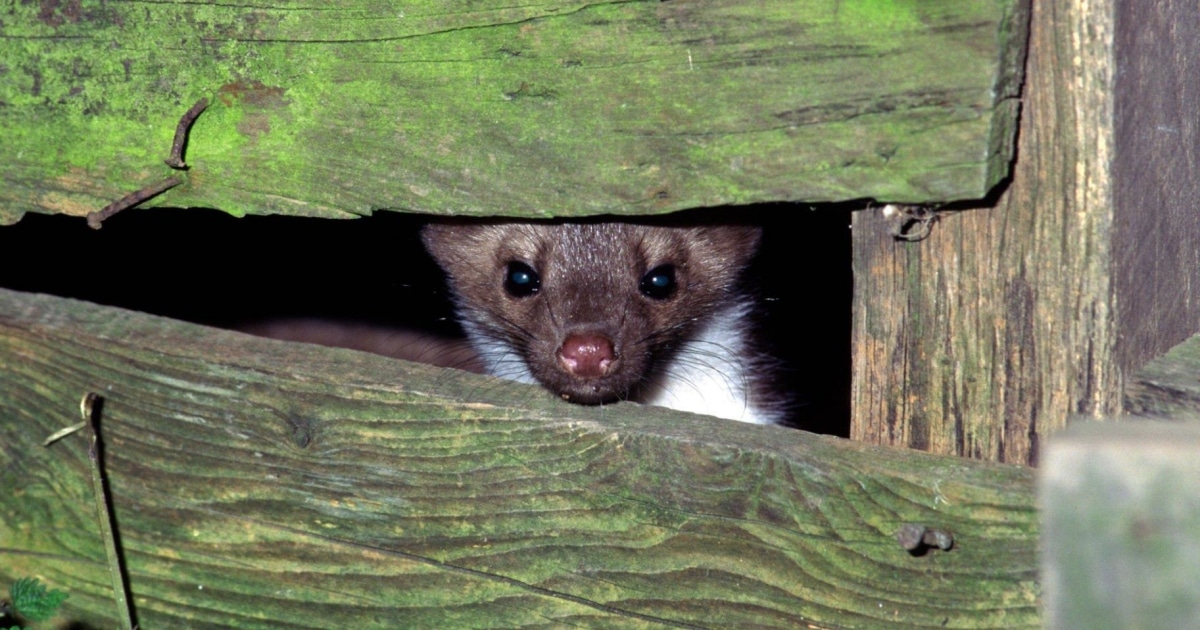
[{"xmin": 466, "ymin": 299, "xmax": 778, "ymax": 424}]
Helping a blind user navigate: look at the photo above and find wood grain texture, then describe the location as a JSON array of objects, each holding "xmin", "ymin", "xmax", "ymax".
[
  {"xmin": 850, "ymin": 0, "xmax": 1120, "ymax": 464},
  {"xmin": 0, "ymin": 0, "xmax": 1028, "ymax": 225},
  {"xmin": 0, "ymin": 288, "xmax": 1039, "ymax": 628},
  {"xmin": 1112, "ymin": 0, "xmax": 1200, "ymax": 378}
]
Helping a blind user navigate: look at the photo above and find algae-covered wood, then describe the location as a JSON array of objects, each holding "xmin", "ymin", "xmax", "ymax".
[
  {"xmin": 0, "ymin": 288, "xmax": 1038, "ymax": 628},
  {"xmin": 0, "ymin": 0, "xmax": 1028, "ymax": 225},
  {"xmin": 1125, "ymin": 332, "xmax": 1200, "ymax": 418}
]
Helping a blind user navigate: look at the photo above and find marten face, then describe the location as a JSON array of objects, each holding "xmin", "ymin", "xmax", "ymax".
[{"xmin": 422, "ymin": 219, "xmax": 761, "ymax": 405}]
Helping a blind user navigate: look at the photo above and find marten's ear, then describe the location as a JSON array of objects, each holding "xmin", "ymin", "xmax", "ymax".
[
  {"xmin": 419, "ymin": 220, "xmax": 493, "ymax": 270},
  {"xmin": 698, "ymin": 225, "xmax": 762, "ymax": 270},
  {"xmin": 419, "ymin": 222, "xmax": 459, "ymax": 265}
]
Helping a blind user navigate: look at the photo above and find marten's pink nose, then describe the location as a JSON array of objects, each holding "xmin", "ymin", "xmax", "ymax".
[{"xmin": 558, "ymin": 333, "xmax": 615, "ymax": 378}]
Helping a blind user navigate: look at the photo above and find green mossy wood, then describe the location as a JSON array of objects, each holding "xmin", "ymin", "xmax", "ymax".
[
  {"xmin": 0, "ymin": 288, "xmax": 1038, "ymax": 628},
  {"xmin": 1, "ymin": 0, "xmax": 1027, "ymax": 225},
  {"xmin": 1125, "ymin": 331, "xmax": 1200, "ymax": 419}
]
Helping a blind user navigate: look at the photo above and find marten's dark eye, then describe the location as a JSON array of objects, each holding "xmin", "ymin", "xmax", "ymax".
[
  {"xmin": 504, "ymin": 261, "xmax": 541, "ymax": 298},
  {"xmin": 639, "ymin": 264, "xmax": 677, "ymax": 300}
]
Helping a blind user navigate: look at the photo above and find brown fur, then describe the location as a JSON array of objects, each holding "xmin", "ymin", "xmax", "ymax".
[{"xmin": 422, "ymin": 218, "xmax": 780, "ymax": 422}]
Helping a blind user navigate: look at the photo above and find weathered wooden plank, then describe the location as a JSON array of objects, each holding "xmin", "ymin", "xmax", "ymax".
[
  {"xmin": 850, "ymin": 0, "xmax": 1118, "ymax": 464},
  {"xmin": 1041, "ymin": 422, "xmax": 1200, "ymax": 629},
  {"xmin": 1112, "ymin": 1, "xmax": 1200, "ymax": 377},
  {"xmin": 0, "ymin": 0, "xmax": 1028, "ymax": 225},
  {"xmin": 0, "ymin": 287, "xmax": 1038, "ymax": 628}
]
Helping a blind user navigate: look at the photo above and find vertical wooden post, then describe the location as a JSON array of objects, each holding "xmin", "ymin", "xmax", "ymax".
[
  {"xmin": 851, "ymin": 0, "xmax": 1121, "ymax": 464},
  {"xmin": 1111, "ymin": 2, "xmax": 1200, "ymax": 381}
]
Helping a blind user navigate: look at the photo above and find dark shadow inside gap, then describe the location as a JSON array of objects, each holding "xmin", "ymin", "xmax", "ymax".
[{"xmin": 0, "ymin": 205, "xmax": 851, "ymax": 436}]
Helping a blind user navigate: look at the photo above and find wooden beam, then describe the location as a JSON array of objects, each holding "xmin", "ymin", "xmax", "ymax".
[
  {"xmin": 0, "ymin": 288, "xmax": 1038, "ymax": 628},
  {"xmin": 851, "ymin": 0, "xmax": 1119, "ymax": 464},
  {"xmin": 0, "ymin": 0, "xmax": 1027, "ymax": 224},
  {"xmin": 1125, "ymin": 332, "xmax": 1200, "ymax": 418},
  {"xmin": 1112, "ymin": 1, "xmax": 1200, "ymax": 379}
]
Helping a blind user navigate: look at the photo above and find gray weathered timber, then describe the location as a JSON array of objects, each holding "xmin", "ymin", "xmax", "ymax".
[
  {"xmin": 0, "ymin": 288, "xmax": 1038, "ymax": 628},
  {"xmin": 0, "ymin": 0, "xmax": 1028, "ymax": 225},
  {"xmin": 1113, "ymin": 2, "xmax": 1200, "ymax": 378},
  {"xmin": 851, "ymin": 0, "xmax": 1118, "ymax": 464},
  {"xmin": 1042, "ymin": 422, "xmax": 1200, "ymax": 630}
]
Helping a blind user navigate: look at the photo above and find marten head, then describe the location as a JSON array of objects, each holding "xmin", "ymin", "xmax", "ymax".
[{"xmin": 422, "ymin": 218, "xmax": 761, "ymax": 405}]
